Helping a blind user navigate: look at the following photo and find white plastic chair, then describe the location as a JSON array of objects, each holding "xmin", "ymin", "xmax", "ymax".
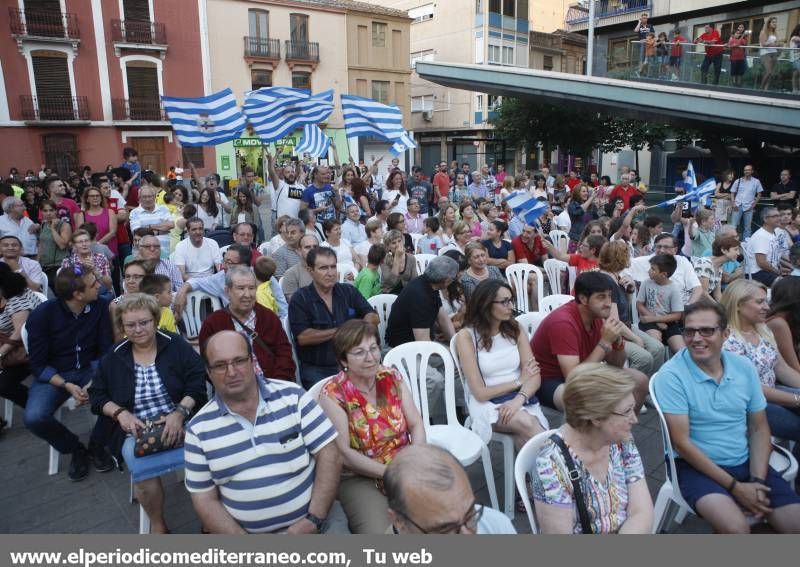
[
  {"xmin": 515, "ymin": 312, "xmax": 547, "ymax": 340},
  {"xmin": 384, "ymin": 341, "xmax": 501, "ymax": 512},
  {"xmin": 181, "ymin": 291, "xmax": 222, "ymax": 340},
  {"xmin": 337, "ymin": 263, "xmax": 358, "ymax": 283},
  {"xmin": 505, "ymin": 263, "xmax": 544, "ymax": 314},
  {"xmin": 543, "ymin": 258, "xmax": 567, "ymax": 295},
  {"xmin": 629, "ymin": 290, "xmax": 639, "ymax": 328},
  {"xmin": 514, "ymin": 428, "xmax": 558, "ymax": 534},
  {"xmin": 448, "ymin": 335, "xmax": 514, "ymax": 518},
  {"xmin": 410, "ymin": 232, "xmax": 425, "ymax": 252},
  {"xmin": 740, "ymin": 239, "xmax": 755, "ymax": 280},
  {"xmin": 3, "ymin": 294, "xmax": 46, "ymax": 426},
  {"xmin": 547, "ymin": 230, "xmax": 569, "ymax": 254},
  {"xmin": 539, "ymin": 294, "xmax": 573, "ymax": 313},
  {"xmin": 414, "ymin": 253, "xmax": 436, "ymax": 276},
  {"xmin": 282, "ymin": 316, "xmax": 302, "ymax": 386},
  {"xmin": 367, "ymin": 294, "xmax": 397, "ymax": 349},
  {"xmin": 649, "ymin": 373, "xmax": 798, "ymax": 534},
  {"xmin": 307, "ymin": 375, "xmax": 335, "ymax": 402}
]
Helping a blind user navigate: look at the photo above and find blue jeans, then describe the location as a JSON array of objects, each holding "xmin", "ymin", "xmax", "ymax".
[
  {"xmin": 729, "ymin": 207, "xmax": 754, "ymax": 239},
  {"xmin": 299, "ymin": 362, "xmax": 339, "ymax": 390},
  {"xmin": 23, "ymin": 367, "xmax": 111, "ymax": 454}
]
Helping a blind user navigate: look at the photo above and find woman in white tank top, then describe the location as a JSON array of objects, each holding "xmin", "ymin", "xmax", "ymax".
[
  {"xmin": 455, "ymin": 279, "xmax": 548, "ymax": 449},
  {"xmin": 759, "ymin": 17, "xmax": 781, "ymax": 90}
]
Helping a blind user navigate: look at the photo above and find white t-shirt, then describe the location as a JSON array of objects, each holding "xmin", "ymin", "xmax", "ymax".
[
  {"xmin": 383, "ymin": 189, "xmax": 409, "ymax": 215},
  {"xmin": 173, "ymin": 237, "xmax": 222, "ymax": 278},
  {"xmin": 321, "ymin": 238, "xmax": 354, "ymax": 266},
  {"xmin": 626, "ymin": 254, "xmax": 700, "ymax": 305},
  {"xmin": 748, "ymin": 228, "xmax": 781, "ymax": 273},
  {"xmin": 273, "ymin": 180, "xmax": 304, "ymax": 219}
]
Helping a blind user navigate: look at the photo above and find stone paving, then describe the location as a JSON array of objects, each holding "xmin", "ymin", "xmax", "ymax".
[{"xmin": 0, "ymin": 400, "xmax": 711, "ymax": 534}]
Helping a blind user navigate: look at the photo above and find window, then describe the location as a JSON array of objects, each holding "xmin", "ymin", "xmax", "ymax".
[
  {"xmin": 289, "ymin": 13, "xmax": 308, "ymax": 43},
  {"xmin": 182, "ymin": 147, "xmax": 204, "ymax": 169},
  {"xmin": 475, "ymin": 36, "xmax": 484, "ymax": 63},
  {"xmin": 409, "ymin": 3, "xmax": 435, "ymax": 23},
  {"xmin": 488, "ymin": 95, "xmax": 501, "ymax": 110},
  {"xmin": 372, "ymin": 22, "xmax": 386, "ymax": 47},
  {"xmin": 608, "ymin": 37, "xmax": 633, "ymax": 70},
  {"xmin": 411, "ymin": 95, "xmax": 433, "ymax": 112},
  {"xmin": 292, "ymin": 71, "xmax": 311, "ymax": 90},
  {"xmin": 42, "ymin": 134, "xmax": 79, "ymax": 178},
  {"xmin": 122, "ymin": 0, "xmax": 150, "ymax": 21},
  {"xmin": 502, "ymin": 45, "xmax": 514, "ymax": 65},
  {"xmin": 518, "ymin": 0, "xmax": 529, "ymax": 19},
  {"xmin": 248, "ymin": 9, "xmax": 268, "ymax": 38},
  {"xmin": 488, "ymin": 44, "xmax": 501, "ymax": 63},
  {"xmin": 32, "ymin": 53, "xmax": 72, "ymax": 120},
  {"xmin": 503, "ymin": 0, "xmax": 515, "ymax": 17},
  {"xmin": 543, "ymin": 55, "xmax": 554, "ymax": 71},
  {"xmin": 410, "ymin": 50, "xmax": 435, "ymax": 68},
  {"xmin": 476, "ymin": 94, "xmax": 483, "ymax": 110},
  {"xmin": 371, "ymin": 80, "xmax": 390, "ymax": 104},
  {"xmin": 489, "ymin": 0, "xmax": 500, "ymax": 13},
  {"xmin": 126, "ymin": 62, "xmax": 160, "ymax": 120},
  {"xmin": 476, "ymin": 0, "xmax": 483, "ymax": 14},
  {"xmin": 251, "ymin": 69, "xmax": 272, "ymax": 90}
]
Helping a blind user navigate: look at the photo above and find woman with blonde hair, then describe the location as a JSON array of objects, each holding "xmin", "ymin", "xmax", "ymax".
[
  {"xmin": 759, "ymin": 16, "xmax": 781, "ymax": 91},
  {"xmin": 380, "ymin": 229, "xmax": 417, "ymax": 294},
  {"xmin": 721, "ymin": 279, "xmax": 800, "ymax": 450},
  {"xmin": 531, "ymin": 362, "xmax": 653, "ymax": 534},
  {"xmin": 437, "ymin": 203, "xmax": 457, "ymax": 245}
]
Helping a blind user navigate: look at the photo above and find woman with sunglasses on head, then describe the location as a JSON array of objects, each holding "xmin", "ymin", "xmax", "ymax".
[
  {"xmin": 75, "ymin": 187, "xmax": 118, "ymax": 258},
  {"xmin": 721, "ymin": 279, "xmax": 800, "ymax": 454},
  {"xmin": 319, "ymin": 320, "xmax": 426, "ymax": 534},
  {"xmin": 531, "ymin": 362, "xmax": 653, "ymax": 534},
  {"xmin": 455, "ymin": 279, "xmax": 547, "ymax": 451}
]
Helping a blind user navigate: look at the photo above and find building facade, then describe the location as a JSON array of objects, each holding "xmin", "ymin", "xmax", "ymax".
[
  {"xmin": 0, "ymin": 0, "xmax": 211, "ymax": 178},
  {"xmin": 205, "ymin": 0, "xmax": 411, "ymax": 181},
  {"xmin": 386, "ymin": 0, "xmax": 534, "ymax": 175}
]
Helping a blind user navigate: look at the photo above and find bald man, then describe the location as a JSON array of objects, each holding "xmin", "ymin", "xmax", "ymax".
[{"xmin": 384, "ymin": 444, "xmax": 516, "ymax": 534}]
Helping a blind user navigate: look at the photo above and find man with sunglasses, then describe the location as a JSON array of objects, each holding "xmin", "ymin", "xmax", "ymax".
[
  {"xmin": 654, "ymin": 300, "xmax": 800, "ymax": 533},
  {"xmin": 384, "ymin": 444, "xmax": 515, "ymax": 534}
]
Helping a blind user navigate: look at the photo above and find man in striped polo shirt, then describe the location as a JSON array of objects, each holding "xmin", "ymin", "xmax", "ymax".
[{"xmin": 184, "ymin": 331, "xmax": 341, "ymax": 534}]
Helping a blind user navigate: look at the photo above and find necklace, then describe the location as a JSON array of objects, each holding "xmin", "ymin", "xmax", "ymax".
[{"xmin": 355, "ymin": 378, "xmax": 377, "ymax": 395}]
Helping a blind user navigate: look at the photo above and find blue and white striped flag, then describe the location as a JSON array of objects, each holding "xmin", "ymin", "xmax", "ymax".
[
  {"xmin": 505, "ymin": 192, "xmax": 538, "ymax": 214},
  {"xmin": 341, "ymin": 94, "xmax": 416, "ymax": 156},
  {"xmin": 692, "ymin": 177, "xmax": 717, "ymax": 208},
  {"xmin": 243, "ymin": 87, "xmax": 334, "ymax": 143},
  {"xmin": 685, "ymin": 161, "xmax": 698, "ymax": 191},
  {"xmin": 295, "ymin": 124, "xmax": 330, "ymax": 158},
  {"xmin": 520, "ymin": 200, "xmax": 549, "ymax": 225},
  {"xmin": 161, "ymin": 88, "xmax": 246, "ymax": 147},
  {"xmin": 655, "ymin": 191, "xmax": 694, "ymax": 209}
]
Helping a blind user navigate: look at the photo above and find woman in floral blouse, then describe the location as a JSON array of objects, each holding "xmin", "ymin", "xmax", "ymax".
[
  {"xmin": 60, "ymin": 228, "xmax": 114, "ymax": 298},
  {"xmin": 532, "ymin": 363, "xmax": 653, "ymax": 533},
  {"xmin": 319, "ymin": 320, "xmax": 426, "ymax": 534},
  {"xmin": 721, "ymin": 279, "xmax": 800, "ymax": 451}
]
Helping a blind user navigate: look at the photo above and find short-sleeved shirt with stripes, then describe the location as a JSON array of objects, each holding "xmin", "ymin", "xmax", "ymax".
[{"xmin": 183, "ymin": 376, "xmax": 337, "ymax": 533}]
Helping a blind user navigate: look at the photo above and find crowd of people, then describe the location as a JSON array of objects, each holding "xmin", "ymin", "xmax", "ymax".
[{"xmin": 0, "ymin": 150, "xmax": 799, "ymax": 535}]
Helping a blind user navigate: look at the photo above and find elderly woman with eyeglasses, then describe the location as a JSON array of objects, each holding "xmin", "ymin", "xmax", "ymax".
[
  {"xmin": 531, "ymin": 362, "xmax": 653, "ymax": 534},
  {"xmin": 318, "ymin": 320, "xmax": 426, "ymax": 534},
  {"xmin": 90, "ymin": 293, "xmax": 206, "ymax": 534}
]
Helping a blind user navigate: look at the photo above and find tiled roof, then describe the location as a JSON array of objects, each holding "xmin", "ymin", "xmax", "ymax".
[{"xmin": 285, "ymin": 0, "xmax": 410, "ymax": 19}]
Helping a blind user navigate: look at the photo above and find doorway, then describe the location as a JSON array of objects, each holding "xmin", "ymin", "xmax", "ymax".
[{"xmin": 129, "ymin": 136, "xmax": 165, "ymax": 173}]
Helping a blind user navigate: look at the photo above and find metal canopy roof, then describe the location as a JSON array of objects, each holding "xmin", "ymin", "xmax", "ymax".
[{"xmin": 415, "ymin": 62, "xmax": 800, "ymax": 142}]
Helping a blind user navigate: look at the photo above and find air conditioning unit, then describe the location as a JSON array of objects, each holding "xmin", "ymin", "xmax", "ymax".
[{"xmin": 422, "ymin": 109, "xmax": 434, "ymax": 122}]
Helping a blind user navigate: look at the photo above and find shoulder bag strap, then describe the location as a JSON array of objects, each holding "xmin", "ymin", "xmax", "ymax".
[
  {"xmin": 549, "ymin": 433, "xmax": 594, "ymax": 534},
  {"xmin": 225, "ymin": 307, "xmax": 274, "ymax": 359}
]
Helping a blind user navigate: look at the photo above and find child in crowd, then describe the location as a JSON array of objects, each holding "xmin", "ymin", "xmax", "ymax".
[
  {"xmin": 416, "ymin": 217, "xmax": 444, "ymax": 255},
  {"xmin": 682, "ymin": 208, "xmax": 715, "ymax": 257},
  {"xmin": 80, "ymin": 222, "xmax": 114, "ymax": 263},
  {"xmin": 140, "ymin": 274, "xmax": 177, "ymax": 333},
  {"xmin": 637, "ymin": 254, "xmax": 685, "ymax": 353},
  {"xmin": 254, "ymin": 256, "xmax": 279, "ymax": 315},
  {"xmin": 643, "ymin": 32, "xmax": 657, "ymax": 77},
  {"xmin": 355, "ymin": 244, "xmax": 386, "ymax": 300}
]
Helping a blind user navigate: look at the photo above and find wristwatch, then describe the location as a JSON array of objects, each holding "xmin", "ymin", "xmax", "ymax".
[
  {"xmin": 175, "ymin": 404, "xmax": 192, "ymax": 420},
  {"xmin": 304, "ymin": 512, "xmax": 326, "ymax": 532}
]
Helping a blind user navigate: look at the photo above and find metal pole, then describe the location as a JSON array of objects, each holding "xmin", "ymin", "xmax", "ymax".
[{"xmin": 587, "ymin": 0, "xmax": 595, "ymax": 76}]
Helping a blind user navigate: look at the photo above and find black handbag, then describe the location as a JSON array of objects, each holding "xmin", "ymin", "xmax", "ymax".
[
  {"xmin": 134, "ymin": 417, "xmax": 182, "ymax": 457},
  {"xmin": 550, "ymin": 434, "xmax": 594, "ymax": 534}
]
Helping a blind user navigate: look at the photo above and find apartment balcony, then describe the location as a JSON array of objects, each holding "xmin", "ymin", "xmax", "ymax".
[
  {"xmin": 565, "ymin": 0, "xmax": 650, "ymax": 32},
  {"xmin": 8, "ymin": 8, "xmax": 80, "ymax": 52},
  {"xmin": 110, "ymin": 19, "xmax": 167, "ymax": 57},
  {"xmin": 112, "ymin": 98, "xmax": 167, "ymax": 122},
  {"xmin": 243, "ymin": 36, "xmax": 281, "ymax": 64},
  {"xmin": 20, "ymin": 95, "xmax": 90, "ymax": 123},
  {"xmin": 285, "ymin": 40, "xmax": 319, "ymax": 70}
]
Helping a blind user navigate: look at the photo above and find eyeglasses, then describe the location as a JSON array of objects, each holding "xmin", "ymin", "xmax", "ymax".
[
  {"xmin": 347, "ymin": 345, "xmax": 381, "ymax": 360},
  {"xmin": 492, "ymin": 298, "xmax": 514, "ymax": 307},
  {"xmin": 223, "ymin": 258, "xmax": 243, "ymax": 266},
  {"xmin": 139, "ymin": 244, "xmax": 160, "ymax": 249},
  {"xmin": 681, "ymin": 326, "xmax": 720, "ymax": 339},
  {"xmin": 121, "ymin": 319, "xmax": 154, "ymax": 331},
  {"xmin": 208, "ymin": 356, "xmax": 251, "ymax": 376},
  {"xmin": 124, "ymin": 273, "xmax": 145, "ymax": 281},
  {"xmin": 397, "ymin": 503, "xmax": 483, "ymax": 534},
  {"xmin": 611, "ymin": 406, "xmax": 637, "ymax": 419}
]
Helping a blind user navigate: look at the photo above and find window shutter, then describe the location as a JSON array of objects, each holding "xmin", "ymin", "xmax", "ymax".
[
  {"xmin": 32, "ymin": 55, "xmax": 71, "ymax": 98},
  {"xmin": 123, "ymin": 0, "xmax": 150, "ymax": 21}
]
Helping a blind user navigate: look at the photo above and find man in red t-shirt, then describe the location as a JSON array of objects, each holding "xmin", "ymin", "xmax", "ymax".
[
  {"xmin": 565, "ymin": 170, "xmax": 581, "ymax": 190},
  {"xmin": 608, "ymin": 173, "xmax": 643, "ymax": 211},
  {"xmin": 432, "ymin": 162, "xmax": 451, "ymax": 206},
  {"xmin": 727, "ymin": 25, "xmax": 749, "ymax": 86},
  {"xmin": 668, "ymin": 28, "xmax": 687, "ymax": 80},
  {"xmin": 530, "ymin": 272, "xmax": 647, "ymax": 411},
  {"xmin": 511, "ymin": 225, "xmax": 547, "ymax": 264},
  {"xmin": 695, "ymin": 22, "xmax": 723, "ymax": 85}
]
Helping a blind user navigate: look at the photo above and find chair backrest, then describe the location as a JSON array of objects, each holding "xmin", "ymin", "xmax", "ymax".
[
  {"xmin": 20, "ymin": 323, "xmax": 28, "ymax": 353},
  {"xmin": 505, "ymin": 263, "xmax": 544, "ymax": 314},
  {"xmin": 367, "ymin": 294, "xmax": 397, "ymax": 349},
  {"xmin": 410, "ymin": 232, "xmax": 425, "ymax": 252},
  {"xmin": 548, "ymin": 230, "xmax": 569, "ymax": 254},
  {"xmin": 648, "ymin": 373, "xmax": 687, "ymax": 508},
  {"xmin": 740, "ymin": 239, "xmax": 755, "ymax": 279},
  {"xmin": 32, "ymin": 291, "xmax": 49, "ymax": 304},
  {"xmin": 282, "ymin": 316, "xmax": 303, "ymax": 386},
  {"xmin": 629, "ymin": 290, "xmax": 639, "ymax": 328},
  {"xmin": 515, "ymin": 312, "xmax": 547, "ymax": 340},
  {"xmin": 181, "ymin": 291, "xmax": 222, "ymax": 340},
  {"xmin": 539, "ymin": 294, "xmax": 573, "ymax": 313},
  {"xmin": 449, "ymin": 334, "xmax": 472, "ymax": 408},
  {"xmin": 414, "ymin": 253, "xmax": 436, "ymax": 276},
  {"xmin": 383, "ymin": 341, "xmax": 458, "ymax": 429},
  {"xmin": 543, "ymin": 258, "xmax": 567, "ymax": 295},
  {"xmin": 514, "ymin": 429, "xmax": 558, "ymax": 534},
  {"xmin": 337, "ymin": 263, "xmax": 358, "ymax": 283},
  {"xmin": 307, "ymin": 375, "xmax": 334, "ymax": 402}
]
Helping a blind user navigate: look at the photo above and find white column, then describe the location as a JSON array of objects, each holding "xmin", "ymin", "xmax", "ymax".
[{"xmin": 91, "ymin": 0, "xmax": 112, "ymax": 121}]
